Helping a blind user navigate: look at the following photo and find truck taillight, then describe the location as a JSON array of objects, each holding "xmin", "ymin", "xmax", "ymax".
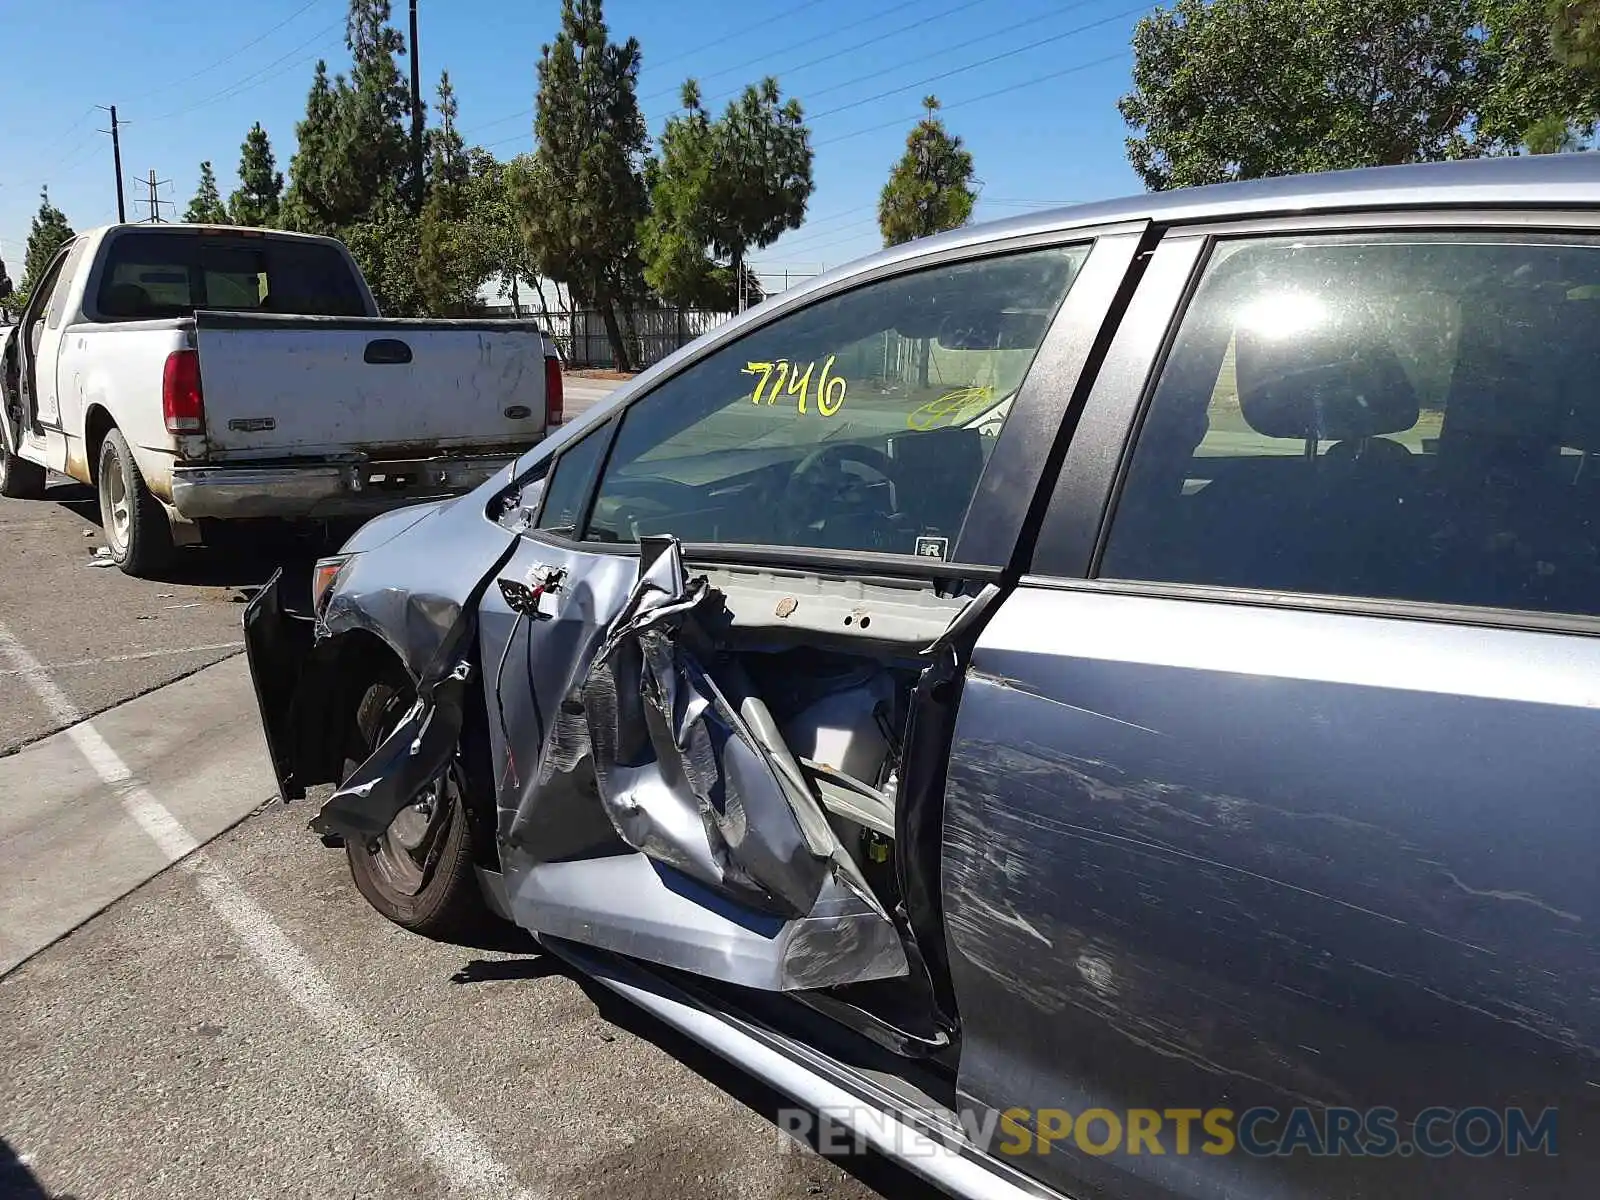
[
  {"xmin": 162, "ymin": 349, "xmax": 204, "ymax": 434},
  {"xmin": 544, "ymin": 354, "xmax": 563, "ymax": 427}
]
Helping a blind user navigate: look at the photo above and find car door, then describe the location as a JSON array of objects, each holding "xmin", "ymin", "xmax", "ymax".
[
  {"xmin": 944, "ymin": 216, "xmax": 1599, "ymax": 1199},
  {"xmin": 475, "ymin": 230, "xmax": 1141, "ymax": 995},
  {"xmin": 17, "ymin": 240, "xmax": 81, "ymax": 431}
]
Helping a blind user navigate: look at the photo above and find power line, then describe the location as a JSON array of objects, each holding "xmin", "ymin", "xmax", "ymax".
[
  {"xmin": 817, "ymin": 48, "xmax": 1131, "ymax": 148},
  {"xmin": 139, "ymin": 0, "xmax": 324, "ymax": 103},
  {"xmin": 145, "ymin": 17, "xmax": 345, "ymax": 123},
  {"xmin": 643, "ymin": 0, "xmax": 833, "ymax": 76},
  {"xmin": 467, "ymin": 0, "xmax": 922, "ymax": 139},
  {"xmin": 808, "ymin": 3, "xmax": 1148, "ymax": 123},
  {"xmin": 640, "ymin": 0, "xmax": 929, "ymax": 103},
  {"xmin": 37, "ymin": 105, "xmax": 99, "ymax": 167}
]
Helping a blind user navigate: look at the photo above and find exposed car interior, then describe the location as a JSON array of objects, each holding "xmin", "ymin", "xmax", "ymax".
[
  {"xmin": 1103, "ymin": 237, "xmax": 1600, "ymax": 619},
  {"xmin": 482, "ymin": 249, "xmax": 1092, "ymax": 1056}
]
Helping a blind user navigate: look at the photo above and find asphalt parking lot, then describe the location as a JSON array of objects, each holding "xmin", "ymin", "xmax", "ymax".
[{"xmin": 0, "ymin": 376, "xmax": 932, "ymax": 1200}]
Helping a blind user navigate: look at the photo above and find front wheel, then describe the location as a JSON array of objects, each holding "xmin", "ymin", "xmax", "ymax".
[
  {"xmin": 98, "ymin": 429, "xmax": 174, "ymax": 576},
  {"xmin": 342, "ymin": 673, "xmax": 489, "ymax": 938},
  {"xmin": 0, "ymin": 445, "xmax": 46, "ymax": 499}
]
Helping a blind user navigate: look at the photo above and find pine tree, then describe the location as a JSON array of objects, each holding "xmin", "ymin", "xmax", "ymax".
[
  {"xmin": 642, "ymin": 76, "xmax": 813, "ymax": 311},
  {"xmin": 184, "ymin": 162, "xmax": 230, "ymax": 224},
  {"xmin": 418, "ymin": 73, "xmax": 480, "ymax": 315},
  {"xmin": 229, "ymin": 124, "xmax": 283, "ymax": 227},
  {"xmin": 877, "ymin": 97, "xmax": 976, "ymax": 247},
  {"xmin": 333, "ymin": 0, "xmax": 415, "ymax": 222},
  {"xmin": 283, "ymin": 62, "xmax": 340, "ymax": 231},
  {"xmin": 22, "ymin": 188, "xmax": 75, "ymax": 294},
  {"xmin": 514, "ymin": 0, "xmax": 649, "ymax": 368}
]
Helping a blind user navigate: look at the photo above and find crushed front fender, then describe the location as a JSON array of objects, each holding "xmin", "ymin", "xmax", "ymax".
[{"xmin": 310, "ymin": 658, "xmax": 473, "ymax": 845}]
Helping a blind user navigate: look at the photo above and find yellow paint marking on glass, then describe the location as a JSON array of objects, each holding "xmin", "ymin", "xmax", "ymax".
[
  {"xmin": 741, "ymin": 357, "xmax": 847, "ymax": 416},
  {"xmin": 743, "ymin": 360, "xmax": 776, "ymax": 404},
  {"xmin": 785, "ymin": 359, "xmax": 814, "ymax": 413},
  {"xmin": 907, "ymin": 385, "xmax": 995, "ymax": 431},
  {"xmin": 817, "ymin": 356, "xmax": 846, "ymax": 416}
]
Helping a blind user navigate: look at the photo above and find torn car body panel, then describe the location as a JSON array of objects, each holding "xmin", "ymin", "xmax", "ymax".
[{"xmin": 481, "ymin": 535, "xmax": 909, "ymax": 990}]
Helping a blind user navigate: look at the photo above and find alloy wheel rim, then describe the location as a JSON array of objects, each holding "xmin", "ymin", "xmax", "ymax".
[{"xmin": 100, "ymin": 459, "xmax": 130, "ymax": 554}]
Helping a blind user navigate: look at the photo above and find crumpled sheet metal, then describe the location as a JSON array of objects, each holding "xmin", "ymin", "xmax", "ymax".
[{"xmin": 568, "ymin": 537, "xmax": 837, "ymax": 920}]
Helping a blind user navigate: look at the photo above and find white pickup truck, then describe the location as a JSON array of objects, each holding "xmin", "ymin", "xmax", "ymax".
[{"xmin": 0, "ymin": 223, "xmax": 562, "ymax": 575}]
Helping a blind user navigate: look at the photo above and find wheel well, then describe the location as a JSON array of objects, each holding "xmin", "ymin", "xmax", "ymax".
[
  {"xmin": 84, "ymin": 406, "xmax": 115, "ymax": 485},
  {"xmin": 313, "ymin": 628, "xmax": 500, "ymax": 871}
]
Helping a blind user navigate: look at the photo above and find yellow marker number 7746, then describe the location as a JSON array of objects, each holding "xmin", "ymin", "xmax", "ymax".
[{"xmin": 742, "ymin": 356, "xmax": 847, "ymax": 416}]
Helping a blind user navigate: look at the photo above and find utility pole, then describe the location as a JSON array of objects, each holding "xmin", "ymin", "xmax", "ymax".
[
  {"xmin": 409, "ymin": 0, "xmax": 424, "ymax": 215},
  {"xmin": 96, "ymin": 105, "xmax": 126, "ymax": 222}
]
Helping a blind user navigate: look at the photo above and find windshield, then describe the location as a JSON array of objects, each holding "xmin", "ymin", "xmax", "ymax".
[{"xmin": 95, "ymin": 231, "xmax": 368, "ymax": 320}]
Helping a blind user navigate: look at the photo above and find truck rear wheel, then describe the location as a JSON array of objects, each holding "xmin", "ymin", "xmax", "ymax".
[
  {"xmin": 98, "ymin": 429, "xmax": 174, "ymax": 576},
  {"xmin": 0, "ymin": 446, "xmax": 46, "ymax": 499}
]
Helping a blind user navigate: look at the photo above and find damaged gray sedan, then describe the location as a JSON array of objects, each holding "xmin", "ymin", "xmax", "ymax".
[{"xmin": 247, "ymin": 156, "xmax": 1600, "ymax": 1200}]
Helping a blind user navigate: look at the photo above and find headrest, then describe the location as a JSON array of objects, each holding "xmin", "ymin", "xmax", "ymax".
[
  {"xmin": 1445, "ymin": 290, "xmax": 1571, "ymax": 446},
  {"xmin": 1235, "ymin": 300, "xmax": 1420, "ymax": 441},
  {"xmin": 102, "ymin": 283, "xmax": 152, "ymax": 318}
]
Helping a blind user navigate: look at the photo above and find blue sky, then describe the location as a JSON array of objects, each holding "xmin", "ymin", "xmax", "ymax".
[{"xmin": 0, "ymin": 0, "xmax": 1152, "ymax": 291}]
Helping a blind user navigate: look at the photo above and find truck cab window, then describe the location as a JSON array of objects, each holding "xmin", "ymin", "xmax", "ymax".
[{"xmin": 95, "ymin": 232, "xmax": 366, "ymax": 320}]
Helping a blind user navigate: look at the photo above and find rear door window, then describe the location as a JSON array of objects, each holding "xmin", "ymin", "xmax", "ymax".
[
  {"xmin": 95, "ymin": 232, "xmax": 367, "ymax": 319},
  {"xmin": 1100, "ymin": 231, "xmax": 1600, "ymax": 618},
  {"xmin": 583, "ymin": 245, "xmax": 1088, "ymax": 557}
]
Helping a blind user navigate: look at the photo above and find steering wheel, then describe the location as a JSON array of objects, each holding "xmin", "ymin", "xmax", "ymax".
[{"xmin": 780, "ymin": 443, "xmax": 897, "ymax": 546}]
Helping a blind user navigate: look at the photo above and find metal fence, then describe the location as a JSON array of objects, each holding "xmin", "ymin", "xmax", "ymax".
[{"xmin": 483, "ymin": 304, "xmax": 731, "ymax": 369}]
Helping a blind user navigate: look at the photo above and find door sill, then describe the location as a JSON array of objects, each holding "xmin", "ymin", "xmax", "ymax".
[{"xmin": 544, "ymin": 937, "xmax": 1069, "ymax": 1200}]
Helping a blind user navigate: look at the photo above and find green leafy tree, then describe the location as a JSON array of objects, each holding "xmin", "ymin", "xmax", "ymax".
[
  {"xmin": 1119, "ymin": 0, "xmax": 1485, "ymax": 189},
  {"xmin": 284, "ymin": 2, "xmax": 415, "ymax": 233},
  {"xmin": 514, "ymin": 0, "xmax": 650, "ymax": 368},
  {"xmin": 22, "ymin": 187, "xmax": 74, "ymax": 294},
  {"xmin": 229, "ymin": 124, "xmax": 284, "ymax": 226},
  {"xmin": 344, "ymin": 201, "xmax": 425, "ymax": 315},
  {"xmin": 283, "ymin": 62, "xmax": 341, "ymax": 231},
  {"xmin": 418, "ymin": 75, "xmax": 492, "ymax": 315},
  {"xmin": 1476, "ymin": 1, "xmax": 1592, "ymax": 150},
  {"xmin": 878, "ymin": 96, "xmax": 977, "ymax": 247},
  {"xmin": 642, "ymin": 76, "xmax": 812, "ymax": 311},
  {"xmin": 184, "ymin": 161, "xmax": 229, "ymax": 224},
  {"xmin": 336, "ymin": 0, "xmax": 417, "ymax": 217},
  {"xmin": 283, "ymin": 2, "xmax": 420, "ymax": 311}
]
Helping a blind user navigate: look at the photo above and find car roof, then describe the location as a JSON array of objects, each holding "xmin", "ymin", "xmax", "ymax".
[{"xmin": 810, "ymin": 153, "xmax": 1600, "ymax": 289}]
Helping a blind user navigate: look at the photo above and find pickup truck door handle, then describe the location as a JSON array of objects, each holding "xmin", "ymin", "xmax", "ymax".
[{"xmin": 363, "ymin": 338, "xmax": 413, "ymax": 365}]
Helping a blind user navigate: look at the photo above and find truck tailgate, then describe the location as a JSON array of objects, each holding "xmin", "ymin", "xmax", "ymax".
[{"xmin": 193, "ymin": 312, "xmax": 549, "ymax": 459}]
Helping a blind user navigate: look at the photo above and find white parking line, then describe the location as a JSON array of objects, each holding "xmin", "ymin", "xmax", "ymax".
[
  {"xmin": 0, "ymin": 621, "xmax": 540, "ymax": 1200},
  {"xmin": 0, "ymin": 642, "xmax": 243, "ymax": 678}
]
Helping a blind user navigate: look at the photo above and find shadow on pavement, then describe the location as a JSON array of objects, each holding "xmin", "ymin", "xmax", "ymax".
[
  {"xmin": 0, "ymin": 1137, "xmax": 75, "ymax": 1199},
  {"xmin": 447, "ymin": 946, "xmax": 945, "ymax": 1200},
  {"xmin": 48, "ymin": 478, "xmax": 327, "ymax": 599}
]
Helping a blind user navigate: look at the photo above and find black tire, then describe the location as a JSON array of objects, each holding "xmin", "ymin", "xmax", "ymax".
[
  {"xmin": 0, "ymin": 444, "xmax": 46, "ymax": 499},
  {"xmin": 342, "ymin": 671, "xmax": 489, "ymax": 938},
  {"xmin": 97, "ymin": 428, "xmax": 174, "ymax": 576}
]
